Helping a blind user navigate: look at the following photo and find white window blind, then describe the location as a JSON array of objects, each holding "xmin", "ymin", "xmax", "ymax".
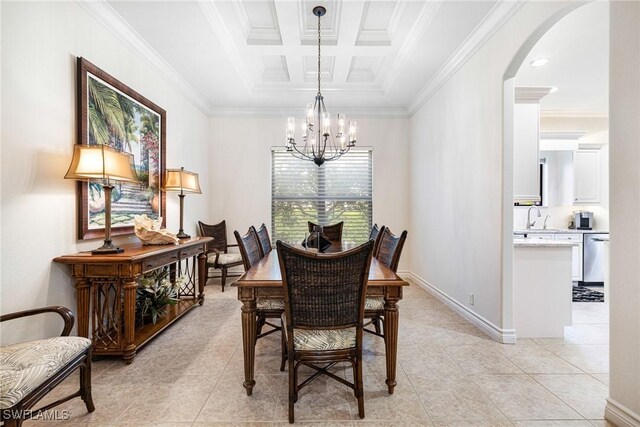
[{"xmin": 271, "ymin": 148, "xmax": 373, "ymax": 244}]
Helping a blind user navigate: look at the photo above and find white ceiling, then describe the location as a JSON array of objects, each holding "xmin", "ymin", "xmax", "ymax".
[
  {"xmin": 515, "ymin": 1, "xmax": 609, "ymax": 115},
  {"xmin": 85, "ymin": 0, "xmax": 527, "ymax": 116}
]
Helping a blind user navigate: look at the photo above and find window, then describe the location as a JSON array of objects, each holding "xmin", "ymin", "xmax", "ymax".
[{"xmin": 271, "ymin": 148, "xmax": 373, "ymax": 244}]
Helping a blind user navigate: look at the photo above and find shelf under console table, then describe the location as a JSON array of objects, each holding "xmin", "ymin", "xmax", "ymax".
[{"xmin": 54, "ymin": 237, "xmax": 213, "ymax": 364}]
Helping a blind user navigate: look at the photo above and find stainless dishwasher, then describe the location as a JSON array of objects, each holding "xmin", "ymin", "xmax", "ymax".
[{"xmin": 583, "ymin": 233, "xmax": 608, "ymax": 285}]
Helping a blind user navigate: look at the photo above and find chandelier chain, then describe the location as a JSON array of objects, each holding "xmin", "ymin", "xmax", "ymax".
[{"xmin": 317, "ymin": 11, "xmax": 321, "ymax": 96}]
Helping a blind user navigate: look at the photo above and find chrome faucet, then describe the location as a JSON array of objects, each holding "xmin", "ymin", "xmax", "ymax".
[
  {"xmin": 527, "ymin": 206, "xmax": 541, "ymax": 229},
  {"xmin": 543, "ymin": 215, "xmax": 550, "ymax": 230}
]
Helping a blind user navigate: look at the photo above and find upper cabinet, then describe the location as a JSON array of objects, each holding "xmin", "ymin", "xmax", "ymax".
[
  {"xmin": 513, "ymin": 87, "xmax": 553, "ymax": 204},
  {"xmin": 539, "ymin": 131, "xmax": 608, "ymax": 208},
  {"xmin": 573, "ymin": 149, "xmax": 601, "ymax": 204}
]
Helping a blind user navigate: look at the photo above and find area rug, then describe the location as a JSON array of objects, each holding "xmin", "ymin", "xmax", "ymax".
[{"xmin": 573, "ymin": 285, "xmax": 604, "ymax": 302}]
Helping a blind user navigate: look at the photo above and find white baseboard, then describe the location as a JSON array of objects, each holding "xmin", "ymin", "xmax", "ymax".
[
  {"xmin": 605, "ymin": 398, "xmax": 640, "ymax": 427},
  {"xmin": 398, "ymin": 271, "xmax": 517, "ymax": 344}
]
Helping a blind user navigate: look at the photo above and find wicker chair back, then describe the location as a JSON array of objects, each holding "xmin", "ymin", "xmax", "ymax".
[
  {"xmin": 252, "ymin": 223, "xmax": 272, "ymax": 257},
  {"xmin": 198, "ymin": 220, "xmax": 228, "ymax": 253},
  {"xmin": 276, "ymin": 240, "xmax": 373, "ymax": 330},
  {"xmin": 307, "ymin": 221, "xmax": 344, "ymax": 243},
  {"xmin": 375, "ymin": 227, "xmax": 408, "ymax": 273},
  {"xmin": 235, "ymin": 228, "xmax": 263, "ymax": 270}
]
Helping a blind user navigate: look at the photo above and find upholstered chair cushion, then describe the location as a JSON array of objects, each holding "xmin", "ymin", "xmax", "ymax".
[
  {"xmin": 293, "ymin": 327, "xmax": 356, "ymax": 351},
  {"xmin": 365, "ymin": 296, "xmax": 385, "ymax": 310},
  {"xmin": 0, "ymin": 336, "xmax": 91, "ymax": 409},
  {"xmin": 256, "ymin": 298, "xmax": 285, "ymax": 311},
  {"xmin": 207, "ymin": 253, "xmax": 242, "ymax": 266}
]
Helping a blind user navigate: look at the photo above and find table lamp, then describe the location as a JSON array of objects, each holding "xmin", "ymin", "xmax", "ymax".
[
  {"xmin": 162, "ymin": 167, "xmax": 201, "ymax": 239},
  {"xmin": 64, "ymin": 144, "xmax": 139, "ymax": 254}
]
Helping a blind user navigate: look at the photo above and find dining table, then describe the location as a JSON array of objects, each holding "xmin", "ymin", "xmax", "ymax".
[{"xmin": 232, "ymin": 242, "xmax": 409, "ymax": 396}]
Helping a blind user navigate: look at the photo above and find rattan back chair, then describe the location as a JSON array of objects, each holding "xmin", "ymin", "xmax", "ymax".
[
  {"xmin": 369, "ymin": 224, "xmax": 386, "ymax": 256},
  {"xmin": 198, "ymin": 220, "xmax": 243, "ymax": 292},
  {"xmin": 307, "ymin": 221, "xmax": 344, "ymax": 242},
  {"xmin": 251, "ymin": 223, "xmax": 272, "ymax": 257},
  {"xmin": 234, "ymin": 228, "xmax": 262, "ymax": 271},
  {"xmin": 376, "ymin": 227, "xmax": 408, "ymax": 273},
  {"xmin": 235, "ymin": 227, "xmax": 284, "ymax": 341},
  {"xmin": 277, "ymin": 240, "xmax": 374, "ymax": 423},
  {"xmin": 364, "ymin": 227, "xmax": 407, "ymax": 338}
]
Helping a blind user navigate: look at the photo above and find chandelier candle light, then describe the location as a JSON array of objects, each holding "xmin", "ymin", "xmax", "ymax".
[
  {"xmin": 162, "ymin": 167, "xmax": 202, "ymax": 239},
  {"xmin": 64, "ymin": 144, "xmax": 139, "ymax": 254},
  {"xmin": 285, "ymin": 5, "xmax": 357, "ymax": 166}
]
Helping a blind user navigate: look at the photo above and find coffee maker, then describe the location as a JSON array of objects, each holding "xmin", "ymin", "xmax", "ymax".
[{"xmin": 574, "ymin": 211, "xmax": 594, "ymax": 230}]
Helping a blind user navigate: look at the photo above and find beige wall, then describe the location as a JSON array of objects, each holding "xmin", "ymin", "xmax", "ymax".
[
  {"xmin": 0, "ymin": 1, "xmax": 211, "ymax": 344},
  {"xmin": 607, "ymin": 1, "xmax": 640, "ymax": 424},
  {"xmin": 208, "ymin": 117, "xmax": 411, "ymax": 270},
  {"xmin": 409, "ymin": 1, "xmax": 578, "ymax": 334}
]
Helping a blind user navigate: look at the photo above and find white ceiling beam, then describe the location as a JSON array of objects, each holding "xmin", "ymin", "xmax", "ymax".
[
  {"xmin": 274, "ymin": 0, "xmax": 304, "ymax": 84},
  {"xmin": 333, "ymin": 1, "xmax": 366, "ymax": 84},
  {"xmin": 245, "ymin": 44, "xmax": 392, "ymax": 56}
]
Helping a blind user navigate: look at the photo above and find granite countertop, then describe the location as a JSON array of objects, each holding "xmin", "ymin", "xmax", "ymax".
[
  {"xmin": 513, "ymin": 239, "xmax": 577, "ymax": 248},
  {"xmin": 514, "ymin": 228, "xmax": 609, "ymax": 235}
]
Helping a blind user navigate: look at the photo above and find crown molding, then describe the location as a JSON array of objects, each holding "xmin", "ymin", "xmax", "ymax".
[
  {"xmin": 408, "ymin": 0, "xmax": 526, "ymax": 116},
  {"xmin": 540, "ymin": 110, "xmax": 609, "ymax": 118},
  {"xmin": 540, "ymin": 132, "xmax": 586, "ymax": 140},
  {"xmin": 381, "ymin": 1, "xmax": 442, "ymax": 92},
  {"xmin": 198, "ymin": 1, "xmax": 256, "ymax": 92},
  {"xmin": 76, "ymin": 0, "xmax": 211, "ymax": 115},
  {"xmin": 515, "ymin": 86, "xmax": 554, "ymax": 103},
  {"xmin": 207, "ymin": 107, "xmax": 410, "ymax": 119}
]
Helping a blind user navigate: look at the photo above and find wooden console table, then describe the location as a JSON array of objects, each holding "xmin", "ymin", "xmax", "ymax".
[{"xmin": 54, "ymin": 237, "xmax": 212, "ymax": 364}]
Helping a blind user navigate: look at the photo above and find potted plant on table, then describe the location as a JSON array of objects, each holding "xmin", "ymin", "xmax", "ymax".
[{"xmin": 136, "ymin": 268, "xmax": 185, "ymax": 325}]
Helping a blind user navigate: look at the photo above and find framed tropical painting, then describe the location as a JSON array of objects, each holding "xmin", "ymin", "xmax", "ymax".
[{"xmin": 76, "ymin": 57, "xmax": 166, "ymax": 240}]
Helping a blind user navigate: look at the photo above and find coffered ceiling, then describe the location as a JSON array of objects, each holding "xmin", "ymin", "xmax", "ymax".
[{"xmin": 82, "ymin": 0, "xmax": 525, "ymax": 116}]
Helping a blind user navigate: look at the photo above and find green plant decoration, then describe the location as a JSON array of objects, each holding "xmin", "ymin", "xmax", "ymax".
[{"xmin": 136, "ymin": 268, "xmax": 185, "ymax": 325}]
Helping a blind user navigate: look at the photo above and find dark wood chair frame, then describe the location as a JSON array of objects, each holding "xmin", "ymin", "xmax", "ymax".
[
  {"xmin": 276, "ymin": 240, "xmax": 374, "ymax": 424},
  {"xmin": 198, "ymin": 220, "xmax": 243, "ymax": 292},
  {"xmin": 365, "ymin": 227, "xmax": 408, "ymax": 338},
  {"xmin": 307, "ymin": 221, "xmax": 344, "ymax": 243},
  {"xmin": 235, "ymin": 227, "xmax": 282, "ymax": 341},
  {"xmin": 251, "ymin": 223, "xmax": 272, "ymax": 258},
  {"xmin": 0, "ymin": 306, "xmax": 95, "ymax": 427},
  {"xmin": 369, "ymin": 223, "xmax": 384, "ymax": 256}
]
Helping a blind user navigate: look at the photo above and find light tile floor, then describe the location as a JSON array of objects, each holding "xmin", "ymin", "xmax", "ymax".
[{"xmin": 30, "ymin": 279, "xmax": 613, "ymax": 426}]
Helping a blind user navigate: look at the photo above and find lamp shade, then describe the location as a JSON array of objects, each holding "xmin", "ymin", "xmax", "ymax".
[
  {"xmin": 64, "ymin": 144, "xmax": 138, "ymax": 183},
  {"xmin": 163, "ymin": 168, "xmax": 202, "ymax": 194}
]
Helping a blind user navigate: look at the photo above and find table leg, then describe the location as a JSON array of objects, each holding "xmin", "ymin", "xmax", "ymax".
[
  {"xmin": 383, "ymin": 288, "xmax": 401, "ymax": 394},
  {"xmin": 122, "ymin": 278, "xmax": 137, "ymax": 364},
  {"xmin": 75, "ymin": 279, "xmax": 91, "ymax": 339},
  {"xmin": 240, "ymin": 288, "xmax": 257, "ymax": 395},
  {"xmin": 197, "ymin": 252, "xmax": 206, "ymax": 305}
]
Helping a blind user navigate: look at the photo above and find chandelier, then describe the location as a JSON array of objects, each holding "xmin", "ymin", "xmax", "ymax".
[{"xmin": 285, "ymin": 6, "xmax": 357, "ymax": 166}]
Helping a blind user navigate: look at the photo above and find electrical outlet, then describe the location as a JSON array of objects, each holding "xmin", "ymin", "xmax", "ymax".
[{"xmin": 468, "ymin": 293, "xmax": 475, "ymax": 306}]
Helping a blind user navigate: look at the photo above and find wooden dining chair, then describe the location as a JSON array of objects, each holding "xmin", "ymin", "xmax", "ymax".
[
  {"xmin": 277, "ymin": 240, "xmax": 374, "ymax": 424},
  {"xmin": 251, "ymin": 223, "xmax": 272, "ymax": 257},
  {"xmin": 365, "ymin": 227, "xmax": 408, "ymax": 337},
  {"xmin": 198, "ymin": 220, "xmax": 243, "ymax": 292},
  {"xmin": 235, "ymin": 227, "xmax": 283, "ymax": 341},
  {"xmin": 369, "ymin": 224, "xmax": 385, "ymax": 256},
  {"xmin": 307, "ymin": 221, "xmax": 344, "ymax": 242}
]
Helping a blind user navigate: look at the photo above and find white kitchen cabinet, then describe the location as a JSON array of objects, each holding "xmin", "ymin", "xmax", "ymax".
[
  {"xmin": 513, "ymin": 88, "xmax": 553, "ymax": 204},
  {"xmin": 573, "ymin": 149, "xmax": 601, "ymax": 204},
  {"xmin": 555, "ymin": 234, "xmax": 583, "ymax": 281},
  {"xmin": 526, "ymin": 233, "xmax": 556, "ymax": 241}
]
